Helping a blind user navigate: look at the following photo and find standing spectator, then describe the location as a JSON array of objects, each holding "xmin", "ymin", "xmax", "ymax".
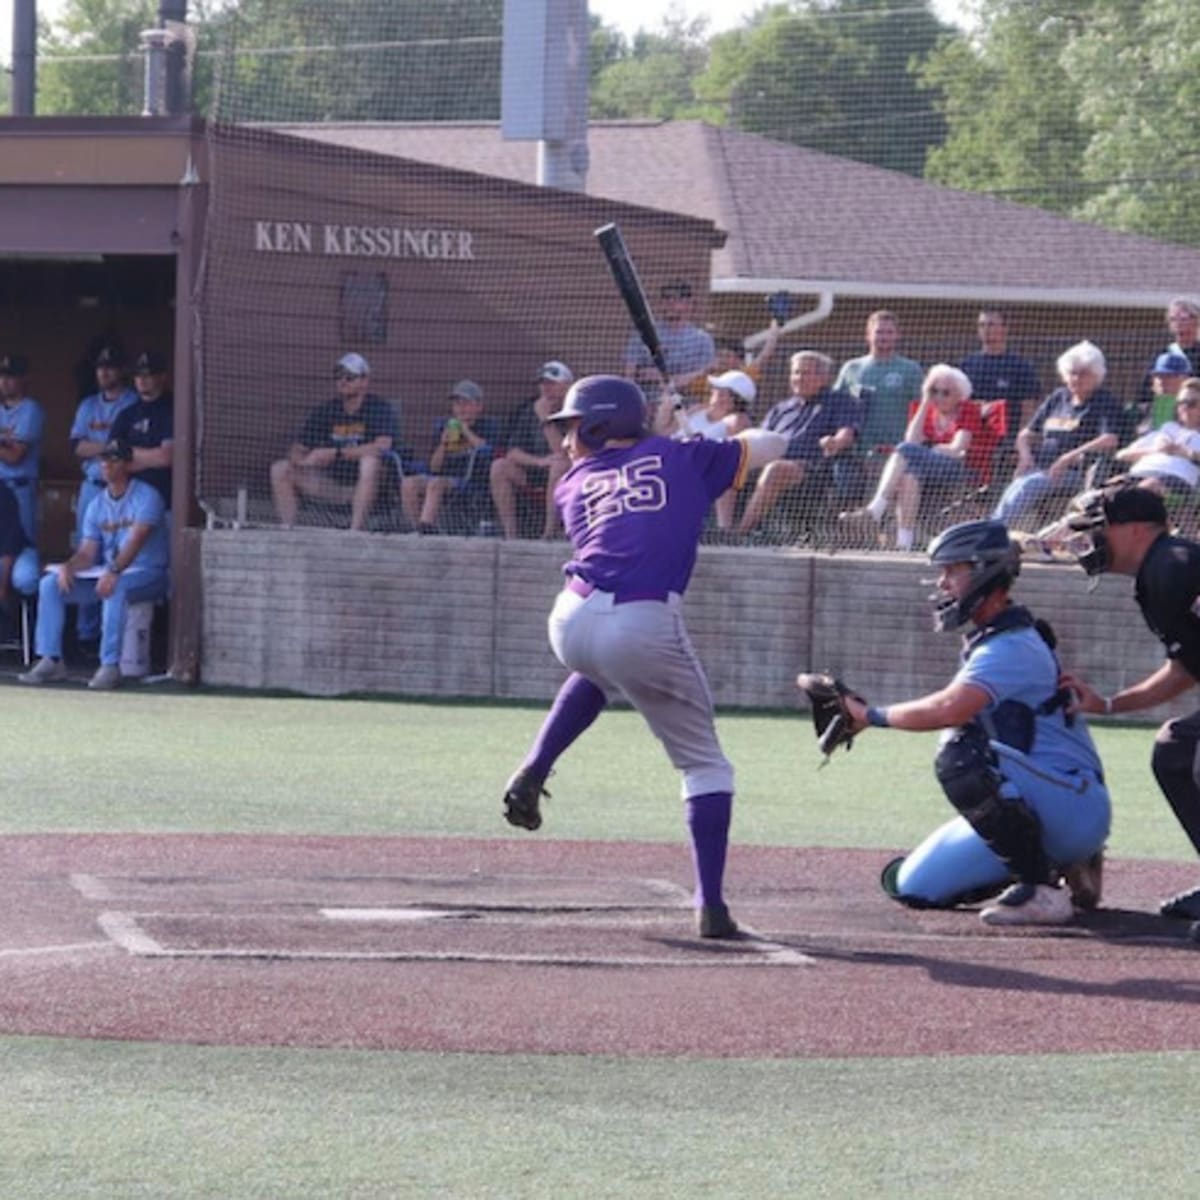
[
  {"xmin": 734, "ymin": 352, "xmax": 860, "ymax": 539},
  {"xmin": 489, "ymin": 362, "xmax": 573, "ymax": 539},
  {"xmin": 1143, "ymin": 350, "xmax": 1193, "ymax": 432},
  {"xmin": 69, "ymin": 345, "xmax": 138, "ymax": 645},
  {"xmin": 110, "ymin": 350, "xmax": 175, "ymax": 515},
  {"xmin": 1138, "ymin": 296, "xmax": 1200, "ymax": 412},
  {"xmin": 401, "ymin": 380, "xmax": 499, "ymax": 535},
  {"xmin": 959, "ymin": 307, "xmax": 1041, "ymax": 432},
  {"xmin": 1059, "ymin": 485, "xmax": 1200, "ymax": 922},
  {"xmin": 19, "ymin": 437, "xmax": 169, "ymax": 691},
  {"xmin": 991, "ymin": 341, "xmax": 1121, "ymax": 530},
  {"xmin": 622, "ymin": 279, "xmax": 716, "ymax": 401},
  {"xmin": 1114, "ymin": 377, "xmax": 1200, "ymax": 497},
  {"xmin": 833, "ymin": 310, "xmax": 924, "ymax": 454},
  {"xmin": 0, "ymin": 482, "xmax": 37, "ymax": 644},
  {"xmin": 270, "ymin": 353, "xmax": 397, "ymax": 532},
  {"xmin": 0, "ymin": 354, "xmax": 45, "ymax": 545},
  {"xmin": 840, "ymin": 364, "xmax": 982, "ymax": 551}
]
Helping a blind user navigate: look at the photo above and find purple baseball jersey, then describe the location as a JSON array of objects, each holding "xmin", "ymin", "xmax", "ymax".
[{"xmin": 556, "ymin": 434, "xmax": 747, "ymax": 595}]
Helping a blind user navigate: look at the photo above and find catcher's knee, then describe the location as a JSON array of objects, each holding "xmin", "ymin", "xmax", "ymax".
[
  {"xmin": 934, "ymin": 726, "xmax": 1003, "ymax": 820},
  {"xmin": 879, "ymin": 855, "xmax": 948, "ymax": 909}
]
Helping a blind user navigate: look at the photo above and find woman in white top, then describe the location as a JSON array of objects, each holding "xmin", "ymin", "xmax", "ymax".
[{"xmin": 1116, "ymin": 376, "xmax": 1200, "ymax": 496}]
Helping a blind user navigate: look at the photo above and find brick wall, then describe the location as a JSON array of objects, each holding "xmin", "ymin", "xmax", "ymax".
[{"xmin": 200, "ymin": 529, "xmax": 1181, "ymax": 721}]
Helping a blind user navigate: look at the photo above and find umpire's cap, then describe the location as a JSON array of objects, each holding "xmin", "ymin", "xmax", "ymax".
[{"xmin": 99, "ymin": 436, "xmax": 134, "ymax": 462}]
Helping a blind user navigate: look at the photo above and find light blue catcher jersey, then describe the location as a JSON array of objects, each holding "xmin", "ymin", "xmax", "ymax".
[
  {"xmin": 0, "ymin": 397, "xmax": 45, "ymax": 482},
  {"xmin": 954, "ymin": 622, "xmax": 1104, "ymax": 779},
  {"xmin": 71, "ymin": 390, "xmax": 139, "ymax": 482},
  {"xmin": 82, "ymin": 478, "xmax": 168, "ymax": 572}
]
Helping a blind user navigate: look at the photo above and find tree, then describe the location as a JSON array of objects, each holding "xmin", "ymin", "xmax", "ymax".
[{"xmin": 589, "ymin": 14, "xmax": 711, "ymax": 121}]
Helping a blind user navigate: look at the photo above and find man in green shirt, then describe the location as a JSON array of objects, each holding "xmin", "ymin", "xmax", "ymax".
[{"xmin": 834, "ymin": 310, "xmax": 924, "ymax": 452}]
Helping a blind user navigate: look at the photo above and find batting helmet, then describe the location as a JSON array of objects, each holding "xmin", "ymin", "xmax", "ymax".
[
  {"xmin": 927, "ymin": 519, "xmax": 1021, "ymax": 632},
  {"xmin": 545, "ymin": 375, "xmax": 648, "ymax": 450}
]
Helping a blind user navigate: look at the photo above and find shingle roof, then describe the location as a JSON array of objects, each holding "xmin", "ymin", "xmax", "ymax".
[{"xmin": 271, "ymin": 118, "xmax": 1200, "ymax": 307}]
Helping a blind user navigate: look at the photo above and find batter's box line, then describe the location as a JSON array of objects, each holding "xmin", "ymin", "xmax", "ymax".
[{"xmin": 96, "ymin": 911, "xmax": 814, "ymax": 968}]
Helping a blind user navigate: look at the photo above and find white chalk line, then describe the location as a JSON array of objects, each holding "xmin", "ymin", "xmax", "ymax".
[{"xmin": 0, "ymin": 940, "xmax": 114, "ymax": 959}]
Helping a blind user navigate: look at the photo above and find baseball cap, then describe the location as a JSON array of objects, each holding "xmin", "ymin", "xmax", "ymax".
[
  {"xmin": 661, "ymin": 279, "xmax": 693, "ymax": 299},
  {"xmin": 1104, "ymin": 485, "xmax": 1168, "ymax": 527},
  {"xmin": 537, "ymin": 361, "xmax": 574, "ymax": 384},
  {"xmin": 450, "ymin": 379, "xmax": 483, "ymax": 403},
  {"xmin": 706, "ymin": 369, "xmax": 757, "ymax": 404},
  {"xmin": 133, "ymin": 350, "xmax": 167, "ymax": 374},
  {"xmin": 94, "ymin": 345, "xmax": 126, "ymax": 369},
  {"xmin": 99, "ymin": 436, "xmax": 133, "ymax": 461},
  {"xmin": 336, "ymin": 352, "xmax": 370, "ymax": 378},
  {"xmin": 0, "ymin": 353, "xmax": 29, "ymax": 377},
  {"xmin": 1152, "ymin": 350, "xmax": 1192, "ymax": 376}
]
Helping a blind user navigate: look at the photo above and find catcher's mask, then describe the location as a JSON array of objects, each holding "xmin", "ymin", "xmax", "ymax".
[
  {"xmin": 1035, "ymin": 482, "xmax": 1169, "ymax": 576},
  {"xmin": 926, "ymin": 519, "xmax": 1021, "ymax": 632},
  {"xmin": 545, "ymin": 374, "xmax": 648, "ymax": 451}
]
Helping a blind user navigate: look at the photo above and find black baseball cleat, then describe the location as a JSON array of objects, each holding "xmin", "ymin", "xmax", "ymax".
[
  {"xmin": 1159, "ymin": 885, "xmax": 1200, "ymax": 921},
  {"xmin": 697, "ymin": 903, "xmax": 740, "ymax": 939},
  {"xmin": 502, "ymin": 767, "xmax": 549, "ymax": 831}
]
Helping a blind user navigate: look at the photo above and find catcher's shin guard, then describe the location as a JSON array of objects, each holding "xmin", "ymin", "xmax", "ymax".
[{"xmin": 935, "ymin": 727, "xmax": 1052, "ymax": 886}]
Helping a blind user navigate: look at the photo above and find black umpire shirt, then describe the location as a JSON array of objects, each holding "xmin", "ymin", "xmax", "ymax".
[{"xmin": 1134, "ymin": 532, "xmax": 1200, "ymax": 681}]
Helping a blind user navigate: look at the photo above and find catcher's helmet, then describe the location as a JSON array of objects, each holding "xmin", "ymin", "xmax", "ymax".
[
  {"xmin": 927, "ymin": 518, "xmax": 1021, "ymax": 632},
  {"xmin": 545, "ymin": 374, "xmax": 648, "ymax": 450}
]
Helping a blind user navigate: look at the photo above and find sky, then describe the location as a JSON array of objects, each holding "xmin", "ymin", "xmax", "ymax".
[{"xmin": 0, "ymin": 1, "xmax": 972, "ymax": 68}]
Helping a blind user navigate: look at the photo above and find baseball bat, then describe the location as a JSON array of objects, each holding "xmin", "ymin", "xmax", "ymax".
[{"xmin": 594, "ymin": 222, "xmax": 670, "ymax": 381}]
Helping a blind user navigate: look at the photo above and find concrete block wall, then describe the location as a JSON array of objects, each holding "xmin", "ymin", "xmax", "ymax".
[{"xmin": 200, "ymin": 530, "xmax": 1182, "ymax": 721}]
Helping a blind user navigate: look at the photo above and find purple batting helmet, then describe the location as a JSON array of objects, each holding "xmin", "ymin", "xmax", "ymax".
[{"xmin": 545, "ymin": 374, "xmax": 648, "ymax": 450}]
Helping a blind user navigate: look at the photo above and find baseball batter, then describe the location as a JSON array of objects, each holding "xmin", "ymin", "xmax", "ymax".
[{"xmin": 500, "ymin": 375, "xmax": 786, "ymax": 938}]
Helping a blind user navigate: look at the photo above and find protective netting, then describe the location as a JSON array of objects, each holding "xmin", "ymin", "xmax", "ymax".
[{"xmin": 25, "ymin": 0, "xmax": 1200, "ymax": 548}]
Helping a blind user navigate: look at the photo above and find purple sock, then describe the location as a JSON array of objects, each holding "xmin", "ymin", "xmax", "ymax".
[
  {"xmin": 685, "ymin": 791, "xmax": 733, "ymax": 908},
  {"xmin": 522, "ymin": 672, "xmax": 608, "ymax": 778}
]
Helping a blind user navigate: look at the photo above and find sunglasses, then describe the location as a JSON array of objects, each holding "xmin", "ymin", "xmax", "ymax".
[
  {"xmin": 336, "ymin": 371, "xmax": 364, "ymax": 381},
  {"xmin": 926, "ymin": 384, "xmax": 955, "ymax": 397},
  {"xmin": 1179, "ymin": 398, "xmax": 1200, "ymax": 407}
]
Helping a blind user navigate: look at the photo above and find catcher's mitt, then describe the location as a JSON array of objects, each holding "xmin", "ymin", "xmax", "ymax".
[{"xmin": 796, "ymin": 672, "xmax": 863, "ymax": 764}]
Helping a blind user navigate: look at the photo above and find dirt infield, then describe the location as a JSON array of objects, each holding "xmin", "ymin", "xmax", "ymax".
[{"xmin": 3, "ymin": 832, "xmax": 1200, "ymax": 1058}]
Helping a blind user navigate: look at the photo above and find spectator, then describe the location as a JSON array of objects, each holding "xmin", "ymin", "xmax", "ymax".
[
  {"xmin": 991, "ymin": 340, "xmax": 1121, "ymax": 531},
  {"xmin": 1143, "ymin": 350, "xmax": 1192, "ymax": 432},
  {"xmin": 712, "ymin": 306, "xmax": 783, "ymax": 392},
  {"xmin": 734, "ymin": 352, "xmax": 860, "ymax": 539},
  {"xmin": 110, "ymin": 350, "xmax": 175, "ymax": 515},
  {"xmin": 401, "ymin": 380, "xmax": 499, "ymax": 535},
  {"xmin": 489, "ymin": 361, "xmax": 573, "ymax": 539},
  {"xmin": 839, "ymin": 364, "xmax": 981, "ymax": 551},
  {"xmin": 959, "ymin": 307, "xmax": 1041, "ymax": 432},
  {"xmin": 622, "ymin": 279, "xmax": 716, "ymax": 401},
  {"xmin": 656, "ymin": 369, "xmax": 755, "ymax": 535},
  {"xmin": 0, "ymin": 354, "xmax": 45, "ymax": 545},
  {"xmin": 1137, "ymin": 296, "xmax": 1200, "ymax": 412},
  {"xmin": 1114, "ymin": 377, "xmax": 1200, "ymax": 497},
  {"xmin": 0, "ymin": 482, "xmax": 37, "ymax": 645},
  {"xmin": 270, "ymin": 353, "xmax": 398, "ymax": 532},
  {"xmin": 19, "ymin": 437, "xmax": 169, "ymax": 691},
  {"xmin": 833, "ymin": 310, "xmax": 924, "ymax": 455},
  {"xmin": 69, "ymin": 344, "xmax": 138, "ymax": 646}
]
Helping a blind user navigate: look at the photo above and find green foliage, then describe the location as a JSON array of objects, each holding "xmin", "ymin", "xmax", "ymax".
[{"xmin": 589, "ymin": 13, "xmax": 711, "ymax": 121}]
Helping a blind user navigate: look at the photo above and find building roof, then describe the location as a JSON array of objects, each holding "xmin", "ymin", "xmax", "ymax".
[{"xmin": 271, "ymin": 118, "xmax": 1200, "ymax": 309}]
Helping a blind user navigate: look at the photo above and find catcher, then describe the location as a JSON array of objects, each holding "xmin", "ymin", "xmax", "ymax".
[{"xmin": 798, "ymin": 518, "xmax": 1111, "ymax": 926}]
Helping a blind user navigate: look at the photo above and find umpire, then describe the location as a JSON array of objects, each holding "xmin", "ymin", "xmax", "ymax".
[{"xmin": 1060, "ymin": 484, "xmax": 1200, "ymax": 921}]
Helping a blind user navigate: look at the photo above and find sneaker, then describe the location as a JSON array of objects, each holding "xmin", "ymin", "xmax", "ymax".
[
  {"xmin": 1063, "ymin": 848, "xmax": 1104, "ymax": 911},
  {"xmin": 697, "ymin": 903, "xmax": 740, "ymax": 939},
  {"xmin": 502, "ymin": 766, "xmax": 550, "ymax": 831},
  {"xmin": 87, "ymin": 664, "xmax": 122, "ymax": 691},
  {"xmin": 18, "ymin": 656, "xmax": 67, "ymax": 685},
  {"xmin": 980, "ymin": 881, "xmax": 1074, "ymax": 927},
  {"xmin": 1159, "ymin": 885, "xmax": 1200, "ymax": 921},
  {"xmin": 836, "ymin": 508, "xmax": 881, "ymax": 550}
]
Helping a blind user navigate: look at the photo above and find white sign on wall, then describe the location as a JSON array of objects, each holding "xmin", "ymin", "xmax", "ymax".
[{"xmin": 254, "ymin": 221, "xmax": 475, "ymax": 261}]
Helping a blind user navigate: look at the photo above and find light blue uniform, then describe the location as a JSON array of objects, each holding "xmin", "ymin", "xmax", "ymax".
[
  {"xmin": 0, "ymin": 396, "xmax": 45, "ymax": 543},
  {"xmin": 895, "ymin": 615, "xmax": 1111, "ymax": 904},
  {"xmin": 69, "ymin": 389, "xmax": 138, "ymax": 544},
  {"xmin": 34, "ymin": 478, "xmax": 168, "ymax": 668}
]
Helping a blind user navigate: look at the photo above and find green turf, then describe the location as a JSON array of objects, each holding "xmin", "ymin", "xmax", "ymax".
[
  {"xmin": 2, "ymin": 1037, "xmax": 1198, "ymax": 1199},
  {"xmin": 0, "ymin": 684, "xmax": 1191, "ymax": 860}
]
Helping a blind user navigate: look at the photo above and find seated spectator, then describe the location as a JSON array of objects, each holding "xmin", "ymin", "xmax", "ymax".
[
  {"xmin": 19, "ymin": 437, "xmax": 169, "ymax": 691},
  {"xmin": 401, "ymin": 380, "xmax": 499, "ymax": 535},
  {"xmin": 1114, "ymin": 377, "xmax": 1200, "ymax": 497},
  {"xmin": 622, "ymin": 279, "xmax": 716, "ymax": 402},
  {"xmin": 959, "ymin": 307, "xmax": 1041, "ymax": 436},
  {"xmin": 834, "ymin": 310, "xmax": 924, "ymax": 454},
  {"xmin": 69, "ymin": 344, "xmax": 138, "ymax": 646},
  {"xmin": 0, "ymin": 353, "xmax": 46, "ymax": 546},
  {"xmin": 1143, "ymin": 350, "xmax": 1192, "ymax": 432},
  {"xmin": 712, "ymin": 303, "xmax": 783, "ymax": 389},
  {"xmin": 0, "ymin": 481, "xmax": 38, "ymax": 644},
  {"xmin": 734, "ymin": 352, "xmax": 860, "ymax": 539},
  {"xmin": 839, "ymin": 365, "xmax": 981, "ymax": 551},
  {"xmin": 489, "ymin": 361, "xmax": 573, "ymax": 539},
  {"xmin": 110, "ymin": 350, "xmax": 175, "ymax": 515},
  {"xmin": 1136, "ymin": 296, "xmax": 1200, "ymax": 414},
  {"xmin": 656, "ymin": 369, "xmax": 755, "ymax": 534},
  {"xmin": 991, "ymin": 340, "xmax": 1121, "ymax": 531},
  {"xmin": 270, "ymin": 353, "xmax": 397, "ymax": 532}
]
